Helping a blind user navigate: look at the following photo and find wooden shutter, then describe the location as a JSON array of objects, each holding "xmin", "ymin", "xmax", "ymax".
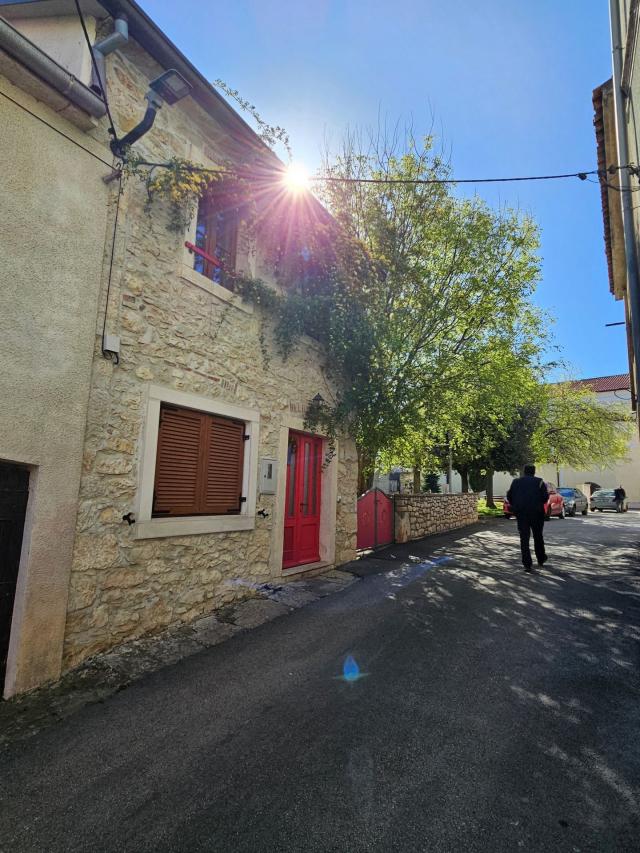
[
  {"xmin": 202, "ymin": 416, "xmax": 245, "ymax": 514},
  {"xmin": 153, "ymin": 406, "xmax": 205, "ymax": 516},
  {"xmin": 152, "ymin": 405, "xmax": 245, "ymax": 517}
]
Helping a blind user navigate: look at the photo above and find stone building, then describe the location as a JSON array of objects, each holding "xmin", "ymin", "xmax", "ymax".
[{"xmin": 0, "ymin": 0, "xmax": 357, "ymax": 696}]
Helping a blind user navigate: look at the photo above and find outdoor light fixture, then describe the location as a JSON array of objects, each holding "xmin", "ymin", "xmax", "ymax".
[
  {"xmin": 111, "ymin": 69, "xmax": 192, "ymax": 157},
  {"xmin": 311, "ymin": 393, "xmax": 325, "ymax": 404},
  {"xmin": 148, "ymin": 69, "xmax": 192, "ymax": 105}
]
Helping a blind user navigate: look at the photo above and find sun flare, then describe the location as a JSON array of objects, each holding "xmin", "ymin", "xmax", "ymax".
[{"xmin": 284, "ymin": 162, "xmax": 310, "ymax": 192}]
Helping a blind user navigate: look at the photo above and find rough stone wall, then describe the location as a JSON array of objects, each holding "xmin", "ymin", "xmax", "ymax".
[
  {"xmin": 394, "ymin": 493, "xmax": 478, "ymax": 544},
  {"xmin": 62, "ymin": 38, "xmax": 357, "ymax": 670}
]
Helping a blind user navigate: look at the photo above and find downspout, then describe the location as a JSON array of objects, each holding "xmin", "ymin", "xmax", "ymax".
[
  {"xmin": 91, "ymin": 15, "xmax": 128, "ymax": 97},
  {"xmin": 610, "ymin": 0, "xmax": 640, "ymax": 419},
  {"xmin": 0, "ymin": 16, "xmax": 106, "ymax": 118}
]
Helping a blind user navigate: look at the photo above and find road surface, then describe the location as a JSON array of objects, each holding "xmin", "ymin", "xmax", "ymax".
[{"xmin": 1, "ymin": 512, "xmax": 639, "ymax": 852}]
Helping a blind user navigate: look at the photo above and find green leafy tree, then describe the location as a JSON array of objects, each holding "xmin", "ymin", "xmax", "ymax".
[
  {"xmin": 423, "ymin": 473, "xmax": 441, "ymax": 493},
  {"xmin": 318, "ymin": 130, "xmax": 543, "ymax": 490},
  {"xmin": 386, "ymin": 333, "xmax": 546, "ymax": 502},
  {"xmin": 532, "ymin": 382, "xmax": 632, "ymax": 475}
]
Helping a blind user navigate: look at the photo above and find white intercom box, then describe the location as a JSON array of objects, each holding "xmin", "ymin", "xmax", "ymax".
[{"xmin": 260, "ymin": 458, "xmax": 278, "ymax": 494}]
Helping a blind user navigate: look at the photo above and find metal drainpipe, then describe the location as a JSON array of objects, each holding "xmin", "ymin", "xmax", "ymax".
[
  {"xmin": 609, "ymin": 0, "xmax": 640, "ymax": 418},
  {"xmin": 92, "ymin": 16, "xmax": 128, "ymax": 96}
]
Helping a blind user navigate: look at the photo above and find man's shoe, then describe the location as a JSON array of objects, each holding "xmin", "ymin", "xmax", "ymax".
[
  {"xmin": 537, "ymin": 556, "xmax": 548, "ymax": 567},
  {"xmin": 523, "ymin": 565, "xmax": 533, "ymax": 573}
]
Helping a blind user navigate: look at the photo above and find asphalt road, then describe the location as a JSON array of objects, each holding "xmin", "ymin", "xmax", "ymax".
[{"xmin": 1, "ymin": 513, "xmax": 640, "ymax": 852}]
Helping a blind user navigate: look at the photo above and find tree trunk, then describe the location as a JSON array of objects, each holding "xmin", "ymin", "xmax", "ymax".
[
  {"xmin": 485, "ymin": 469, "xmax": 495, "ymax": 508},
  {"xmin": 460, "ymin": 467, "xmax": 469, "ymax": 493},
  {"xmin": 357, "ymin": 446, "xmax": 375, "ymax": 495},
  {"xmin": 413, "ymin": 466, "xmax": 422, "ymax": 493}
]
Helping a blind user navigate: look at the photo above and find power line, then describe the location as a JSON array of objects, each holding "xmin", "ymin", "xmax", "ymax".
[
  {"xmin": 315, "ymin": 169, "xmax": 601, "ymax": 185},
  {"xmin": 0, "ymin": 89, "xmax": 113, "ymax": 167},
  {"xmin": 73, "ymin": 0, "xmax": 119, "ymax": 142},
  {"xmin": 5, "ymin": 87, "xmax": 637, "ymax": 193},
  {"xmin": 129, "ymin": 159, "xmax": 640, "ymax": 188},
  {"xmin": 102, "ymin": 171, "xmax": 123, "ymax": 364}
]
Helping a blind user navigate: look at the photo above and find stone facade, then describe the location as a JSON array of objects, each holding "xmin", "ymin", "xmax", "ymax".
[
  {"xmin": 394, "ymin": 493, "xmax": 478, "ymax": 544},
  {"xmin": 60, "ymin": 33, "xmax": 358, "ymax": 669}
]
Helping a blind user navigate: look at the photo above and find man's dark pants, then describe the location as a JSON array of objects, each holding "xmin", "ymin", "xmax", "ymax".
[{"xmin": 516, "ymin": 513, "xmax": 546, "ymax": 567}]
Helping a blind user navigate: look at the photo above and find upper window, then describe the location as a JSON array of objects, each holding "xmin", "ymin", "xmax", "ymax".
[
  {"xmin": 192, "ymin": 187, "xmax": 239, "ymax": 290},
  {"xmin": 153, "ymin": 404, "xmax": 245, "ymax": 517}
]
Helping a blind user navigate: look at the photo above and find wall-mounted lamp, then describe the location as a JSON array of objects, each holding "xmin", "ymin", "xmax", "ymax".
[
  {"xmin": 111, "ymin": 69, "xmax": 192, "ymax": 157},
  {"xmin": 311, "ymin": 393, "xmax": 325, "ymax": 405}
]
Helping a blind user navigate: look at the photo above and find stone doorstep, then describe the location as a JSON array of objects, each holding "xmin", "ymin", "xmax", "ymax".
[{"xmin": 0, "ymin": 569, "xmax": 358, "ymax": 747}]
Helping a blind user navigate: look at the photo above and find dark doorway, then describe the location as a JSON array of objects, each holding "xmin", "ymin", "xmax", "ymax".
[{"xmin": 0, "ymin": 462, "xmax": 29, "ymax": 690}]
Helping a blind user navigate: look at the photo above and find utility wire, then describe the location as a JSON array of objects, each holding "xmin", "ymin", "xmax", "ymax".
[
  {"xmin": 73, "ymin": 0, "xmax": 119, "ymax": 142},
  {"xmin": 102, "ymin": 171, "xmax": 123, "ymax": 364},
  {"xmin": 0, "ymin": 89, "xmax": 113, "ymax": 167},
  {"xmin": 316, "ymin": 169, "xmax": 601, "ymax": 185},
  {"xmin": 131, "ymin": 160, "xmax": 640, "ymax": 188}
]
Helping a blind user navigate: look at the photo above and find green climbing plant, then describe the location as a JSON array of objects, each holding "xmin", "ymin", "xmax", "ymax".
[{"xmin": 122, "ymin": 153, "xmax": 226, "ymax": 233}]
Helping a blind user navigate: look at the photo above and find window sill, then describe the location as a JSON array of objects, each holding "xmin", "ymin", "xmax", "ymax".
[
  {"xmin": 134, "ymin": 514, "xmax": 255, "ymax": 540},
  {"xmin": 179, "ymin": 264, "xmax": 253, "ymax": 314}
]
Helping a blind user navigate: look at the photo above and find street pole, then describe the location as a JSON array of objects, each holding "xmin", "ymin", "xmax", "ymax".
[
  {"xmin": 447, "ymin": 433, "xmax": 453, "ymax": 493},
  {"xmin": 609, "ymin": 0, "xmax": 640, "ymax": 425}
]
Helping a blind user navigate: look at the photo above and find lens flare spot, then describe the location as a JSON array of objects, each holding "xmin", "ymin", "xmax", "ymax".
[
  {"xmin": 343, "ymin": 655, "xmax": 360, "ymax": 681},
  {"xmin": 339, "ymin": 655, "xmax": 368, "ymax": 682},
  {"xmin": 284, "ymin": 162, "xmax": 310, "ymax": 192}
]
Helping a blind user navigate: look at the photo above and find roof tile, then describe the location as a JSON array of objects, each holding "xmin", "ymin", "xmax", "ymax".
[{"xmin": 571, "ymin": 373, "xmax": 630, "ymax": 392}]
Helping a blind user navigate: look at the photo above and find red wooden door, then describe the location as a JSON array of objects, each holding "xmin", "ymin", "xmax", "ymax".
[{"xmin": 283, "ymin": 431, "xmax": 323, "ymax": 569}]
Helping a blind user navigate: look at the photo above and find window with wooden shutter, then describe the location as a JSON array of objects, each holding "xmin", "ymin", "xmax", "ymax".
[{"xmin": 153, "ymin": 404, "xmax": 245, "ymax": 517}]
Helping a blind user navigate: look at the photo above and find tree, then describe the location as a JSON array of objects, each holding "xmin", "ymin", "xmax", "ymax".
[
  {"xmin": 423, "ymin": 473, "xmax": 441, "ymax": 493},
  {"xmin": 407, "ymin": 333, "xmax": 545, "ymax": 502},
  {"xmin": 318, "ymin": 129, "xmax": 543, "ymax": 489},
  {"xmin": 531, "ymin": 382, "xmax": 632, "ymax": 475}
]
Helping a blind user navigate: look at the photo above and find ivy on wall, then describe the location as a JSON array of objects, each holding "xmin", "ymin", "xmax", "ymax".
[{"xmin": 119, "ymin": 150, "xmax": 371, "ymax": 460}]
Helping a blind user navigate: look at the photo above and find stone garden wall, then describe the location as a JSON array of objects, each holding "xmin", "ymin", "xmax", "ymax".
[{"xmin": 394, "ymin": 493, "xmax": 478, "ymax": 543}]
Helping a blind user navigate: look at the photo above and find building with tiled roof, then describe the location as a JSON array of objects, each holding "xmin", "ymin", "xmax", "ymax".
[{"xmin": 571, "ymin": 373, "xmax": 631, "ymax": 393}]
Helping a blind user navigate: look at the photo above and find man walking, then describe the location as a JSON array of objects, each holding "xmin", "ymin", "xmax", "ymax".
[
  {"xmin": 507, "ymin": 464, "xmax": 549, "ymax": 573},
  {"xmin": 614, "ymin": 485, "xmax": 626, "ymax": 513}
]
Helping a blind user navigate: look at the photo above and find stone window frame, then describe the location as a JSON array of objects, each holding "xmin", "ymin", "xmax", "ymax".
[{"xmin": 135, "ymin": 385, "xmax": 260, "ymax": 539}]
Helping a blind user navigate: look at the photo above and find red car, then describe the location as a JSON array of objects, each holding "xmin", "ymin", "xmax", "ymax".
[{"xmin": 503, "ymin": 482, "xmax": 565, "ymax": 519}]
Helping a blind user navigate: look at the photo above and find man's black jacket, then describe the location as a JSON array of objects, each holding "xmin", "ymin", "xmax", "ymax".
[{"xmin": 507, "ymin": 475, "xmax": 549, "ymax": 518}]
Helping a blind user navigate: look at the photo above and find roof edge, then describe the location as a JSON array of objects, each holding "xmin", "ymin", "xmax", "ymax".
[{"xmin": 98, "ymin": 0, "xmax": 280, "ymax": 165}]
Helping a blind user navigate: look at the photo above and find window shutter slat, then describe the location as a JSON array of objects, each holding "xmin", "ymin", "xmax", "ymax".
[
  {"xmin": 153, "ymin": 407, "xmax": 205, "ymax": 516},
  {"xmin": 202, "ymin": 417, "xmax": 245, "ymax": 514}
]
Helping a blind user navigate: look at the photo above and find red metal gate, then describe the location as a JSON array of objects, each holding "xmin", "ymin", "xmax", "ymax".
[{"xmin": 357, "ymin": 488, "xmax": 394, "ymax": 550}]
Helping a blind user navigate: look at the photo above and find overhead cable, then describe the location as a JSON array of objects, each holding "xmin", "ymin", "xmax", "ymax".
[{"xmin": 73, "ymin": 0, "xmax": 119, "ymax": 142}]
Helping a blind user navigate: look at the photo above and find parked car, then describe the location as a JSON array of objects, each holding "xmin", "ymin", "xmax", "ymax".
[
  {"xmin": 590, "ymin": 489, "xmax": 629, "ymax": 513},
  {"xmin": 557, "ymin": 487, "xmax": 589, "ymax": 516},
  {"xmin": 503, "ymin": 483, "xmax": 565, "ymax": 519}
]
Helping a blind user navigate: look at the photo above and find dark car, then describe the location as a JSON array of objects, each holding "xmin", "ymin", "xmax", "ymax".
[{"xmin": 557, "ymin": 487, "xmax": 589, "ymax": 516}]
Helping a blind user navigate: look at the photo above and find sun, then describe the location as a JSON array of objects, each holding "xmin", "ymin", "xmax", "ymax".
[{"xmin": 284, "ymin": 162, "xmax": 310, "ymax": 192}]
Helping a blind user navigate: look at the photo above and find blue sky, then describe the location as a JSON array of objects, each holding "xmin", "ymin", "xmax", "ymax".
[{"xmin": 147, "ymin": 0, "xmax": 624, "ymax": 380}]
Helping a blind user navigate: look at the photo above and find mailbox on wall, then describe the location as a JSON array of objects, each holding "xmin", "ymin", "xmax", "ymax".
[{"xmin": 260, "ymin": 458, "xmax": 278, "ymax": 494}]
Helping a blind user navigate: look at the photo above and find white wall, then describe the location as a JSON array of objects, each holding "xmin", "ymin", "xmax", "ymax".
[{"xmin": 0, "ymin": 75, "xmax": 110, "ymax": 696}]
